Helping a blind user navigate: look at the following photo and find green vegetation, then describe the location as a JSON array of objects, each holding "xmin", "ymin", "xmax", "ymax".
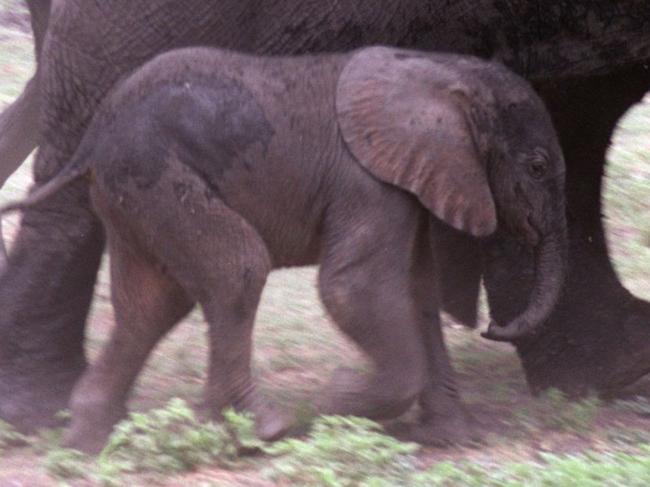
[
  {"xmin": 615, "ymin": 396, "xmax": 650, "ymax": 417},
  {"xmin": 45, "ymin": 399, "xmax": 261, "ymax": 485},
  {"xmin": 416, "ymin": 448, "xmax": 650, "ymax": 487},
  {"xmin": 44, "ymin": 448, "xmax": 88, "ymax": 480},
  {"xmin": 0, "ymin": 419, "xmax": 28, "ymax": 452},
  {"xmin": 265, "ymin": 415, "xmax": 419, "ymax": 486},
  {"xmin": 513, "ymin": 389, "xmax": 601, "ymax": 436},
  {"xmin": 39, "ymin": 401, "xmax": 650, "ymax": 486},
  {"xmin": 98, "ymin": 398, "xmax": 240, "ymax": 474}
]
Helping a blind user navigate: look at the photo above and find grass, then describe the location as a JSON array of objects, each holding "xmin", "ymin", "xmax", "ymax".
[
  {"xmin": 0, "ymin": 5, "xmax": 649, "ymax": 487},
  {"xmin": 35, "ymin": 404, "xmax": 650, "ymax": 487},
  {"xmin": 42, "ymin": 400, "xmax": 265, "ymax": 486},
  {"xmin": 511, "ymin": 389, "xmax": 602, "ymax": 437},
  {"xmin": 416, "ymin": 448, "xmax": 650, "ymax": 486},
  {"xmin": 264, "ymin": 416, "xmax": 420, "ymax": 486}
]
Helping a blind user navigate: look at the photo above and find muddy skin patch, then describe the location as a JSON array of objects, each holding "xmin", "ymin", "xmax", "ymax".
[
  {"xmin": 95, "ymin": 75, "xmax": 274, "ymax": 197},
  {"xmin": 393, "ymin": 52, "xmax": 426, "ymax": 61},
  {"xmin": 153, "ymin": 77, "xmax": 274, "ymax": 189},
  {"xmin": 94, "ymin": 100, "xmax": 172, "ymax": 195}
]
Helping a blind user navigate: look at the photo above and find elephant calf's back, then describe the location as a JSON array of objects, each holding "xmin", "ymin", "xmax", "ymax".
[{"xmin": 86, "ymin": 56, "xmax": 341, "ymax": 267}]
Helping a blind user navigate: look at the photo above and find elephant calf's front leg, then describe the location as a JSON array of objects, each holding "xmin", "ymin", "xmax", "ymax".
[
  {"xmin": 387, "ymin": 219, "xmax": 476, "ymax": 446},
  {"xmin": 316, "ymin": 200, "xmax": 428, "ymax": 420},
  {"xmin": 415, "ymin": 230, "xmax": 476, "ymax": 446}
]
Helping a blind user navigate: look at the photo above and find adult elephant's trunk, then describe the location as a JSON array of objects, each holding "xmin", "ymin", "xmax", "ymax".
[{"xmin": 482, "ymin": 228, "xmax": 567, "ymax": 342}]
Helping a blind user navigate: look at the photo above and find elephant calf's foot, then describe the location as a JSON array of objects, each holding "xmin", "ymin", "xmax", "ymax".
[
  {"xmin": 250, "ymin": 398, "xmax": 293, "ymax": 442},
  {"xmin": 318, "ymin": 367, "xmax": 421, "ymax": 420},
  {"xmin": 63, "ymin": 404, "xmax": 127, "ymax": 455},
  {"xmin": 203, "ymin": 392, "xmax": 294, "ymax": 443},
  {"xmin": 386, "ymin": 410, "xmax": 480, "ymax": 447}
]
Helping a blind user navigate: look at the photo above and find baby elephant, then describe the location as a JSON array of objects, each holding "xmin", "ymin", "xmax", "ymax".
[{"xmin": 3, "ymin": 46, "xmax": 567, "ymax": 453}]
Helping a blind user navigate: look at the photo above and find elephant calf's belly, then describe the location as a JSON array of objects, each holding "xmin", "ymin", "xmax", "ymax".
[{"xmin": 225, "ymin": 193, "xmax": 324, "ymax": 269}]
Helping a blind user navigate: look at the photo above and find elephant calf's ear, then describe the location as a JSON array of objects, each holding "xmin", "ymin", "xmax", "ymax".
[{"xmin": 336, "ymin": 47, "xmax": 497, "ymax": 237}]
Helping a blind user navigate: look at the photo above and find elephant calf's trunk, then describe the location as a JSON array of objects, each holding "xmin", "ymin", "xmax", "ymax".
[{"xmin": 482, "ymin": 230, "xmax": 566, "ymax": 342}]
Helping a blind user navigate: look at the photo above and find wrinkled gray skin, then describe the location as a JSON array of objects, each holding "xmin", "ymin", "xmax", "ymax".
[
  {"xmin": 3, "ymin": 46, "xmax": 567, "ymax": 453},
  {"xmin": 0, "ymin": 0, "xmax": 649, "ymax": 440},
  {"xmin": 0, "ymin": 0, "xmax": 49, "ymax": 265}
]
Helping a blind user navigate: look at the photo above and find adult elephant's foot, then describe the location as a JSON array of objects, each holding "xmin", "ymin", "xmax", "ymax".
[
  {"xmin": 484, "ymin": 64, "xmax": 650, "ymax": 395},
  {"xmin": 0, "ymin": 358, "xmax": 86, "ymax": 433},
  {"xmin": 0, "ymin": 177, "xmax": 104, "ymax": 431}
]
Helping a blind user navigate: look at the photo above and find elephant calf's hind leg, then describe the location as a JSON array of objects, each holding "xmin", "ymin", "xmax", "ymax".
[
  {"xmin": 65, "ymin": 238, "xmax": 194, "ymax": 454},
  {"xmin": 195, "ymin": 227, "xmax": 289, "ymax": 441},
  {"xmin": 118, "ymin": 176, "xmax": 290, "ymax": 442}
]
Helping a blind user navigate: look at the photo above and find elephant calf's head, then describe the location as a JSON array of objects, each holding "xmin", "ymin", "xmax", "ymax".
[{"xmin": 336, "ymin": 46, "xmax": 567, "ymax": 342}]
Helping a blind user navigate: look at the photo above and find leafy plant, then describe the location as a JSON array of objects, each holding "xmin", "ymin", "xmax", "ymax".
[
  {"xmin": 98, "ymin": 398, "xmax": 238, "ymax": 475},
  {"xmin": 514, "ymin": 388, "xmax": 601, "ymax": 436},
  {"xmin": 44, "ymin": 448, "xmax": 89, "ymax": 480},
  {"xmin": 265, "ymin": 415, "xmax": 419, "ymax": 486},
  {"xmin": 44, "ymin": 399, "xmax": 260, "ymax": 485},
  {"xmin": 415, "ymin": 446, "xmax": 650, "ymax": 486},
  {"xmin": 607, "ymin": 427, "xmax": 650, "ymax": 447},
  {"xmin": 222, "ymin": 408, "xmax": 265, "ymax": 453},
  {"xmin": 541, "ymin": 389, "xmax": 601, "ymax": 433},
  {"xmin": 614, "ymin": 396, "xmax": 650, "ymax": 417},
  {"xmin": 0, "ymin": 419, "xmax": 28, "ymax": 451}
]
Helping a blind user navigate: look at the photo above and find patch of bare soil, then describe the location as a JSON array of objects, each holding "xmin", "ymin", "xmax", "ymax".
[{"xmin": 0, "ymin": 452, "xmax": 53, "ymax": 487}]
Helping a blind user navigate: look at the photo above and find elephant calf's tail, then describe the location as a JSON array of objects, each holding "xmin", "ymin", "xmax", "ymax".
[{"xmin": 0, "ymin": 165, "xmax": 89, "ymax": 216}]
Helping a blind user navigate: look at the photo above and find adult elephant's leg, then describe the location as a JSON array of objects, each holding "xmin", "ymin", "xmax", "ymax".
[
  {"xmin": 0, "ymin": 76, "xmax": 41, "ymax": 188},
  {"xmin": 484, "ymin": 64, "xmax": 650, "ymax": 395},
  {"xmin": 0, "ymin": 0, "xmax": 51, "ymax": 193},
  {"xmin": 0, "ymin": 173, "xmax": 103, "ymax": 431},
  {"xmin": 0, "ymin": 10, "xmax": 115, "ymax": 429},
  {"xmin": 0, "ymin": 0, "xmax": 52, "ymax": 259},
  {"xmin": 27, "ymin": 0, "xmax": 51, "ymax": 62},
  {"xmin": 0, "ymin": 0, "xmax": 52, "ymax": 188},
  {"xmin": 0, "ymin": 75, "xmax": 42, "ymax": 262}
]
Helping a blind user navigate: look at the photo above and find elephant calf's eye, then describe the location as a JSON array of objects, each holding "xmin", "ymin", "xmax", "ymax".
[{"xmin": 528, "ymin": 158, "xmax": 548, "ymax": 180}]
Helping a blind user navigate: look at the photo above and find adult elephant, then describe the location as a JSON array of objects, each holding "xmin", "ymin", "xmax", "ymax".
[{"xmin": 0, "ymin": 0, "xmax": 649, "ymax": 434}]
